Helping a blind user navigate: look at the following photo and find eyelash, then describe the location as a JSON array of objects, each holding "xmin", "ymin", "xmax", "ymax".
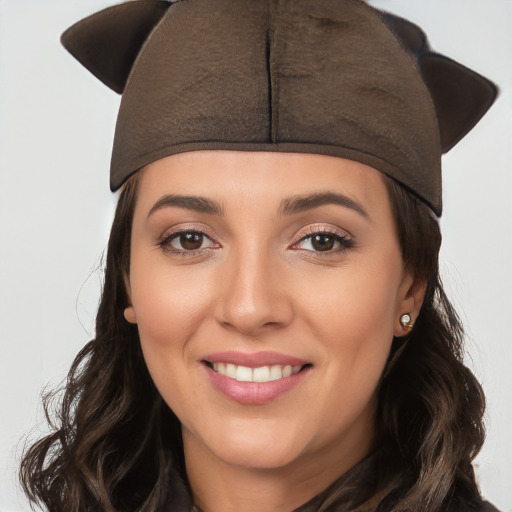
[
  {"xmin": 291, "ymin": 226, "xmax": 354, "ymax": 254},
  {"xmin": 158, "ymin": 229, "xmax": 219, "ymax": 256},
  {"xmin": 158, "ymin": 226, "xmax": 354, "ymax": 257}
]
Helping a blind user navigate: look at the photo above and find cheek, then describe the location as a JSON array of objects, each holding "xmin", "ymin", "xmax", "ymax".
[
  {"xmin": 128, "ymin": 253, "xmax": 215, "ymax": 393},
  {"xmin": 299, "ymin": 258, "xmax": 402, "ymax": 400},
  {"xmin": 130, "ymin": 255, "xmax": 210, "ymax": 339},
  {"xmin": 128, "ymin": 265, "xmax": 214, "ymax": 419},
  {"xmin": 303, "ymin": 258, "xmax": 401, "ymax": 344}
]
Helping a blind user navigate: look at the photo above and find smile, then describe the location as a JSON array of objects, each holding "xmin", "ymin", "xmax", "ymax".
[
  {"xmin": 211, "ymin": 362, "xmax": 303, "ymax": 383},
  {"xmin": 202, "ymin": 352, "xmax": 312, "ymax": 405}
]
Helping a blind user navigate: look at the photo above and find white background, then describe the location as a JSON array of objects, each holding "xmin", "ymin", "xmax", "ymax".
[{"xmin": 0, "ymin": 1, "xmax": 511, "ymax": 510}]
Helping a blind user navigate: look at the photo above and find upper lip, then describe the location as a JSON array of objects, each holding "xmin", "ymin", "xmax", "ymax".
[{"xmin": 203, "ymin": 351, "xmax": 309, "ymax": 368}]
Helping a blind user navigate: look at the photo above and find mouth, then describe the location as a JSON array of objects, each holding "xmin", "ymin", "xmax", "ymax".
[
  {"xmin": 201, "ymin": 352, "xmax": 313, "ymax": 405},
  {"xmin": 204, "ymin": 361, "xmax": 311, "ymax": 383}
]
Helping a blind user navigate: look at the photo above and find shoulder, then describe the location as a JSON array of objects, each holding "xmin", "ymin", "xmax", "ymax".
[{"xmin": 478, "ymin": 501, "xmax": 501, "ymax": 512}]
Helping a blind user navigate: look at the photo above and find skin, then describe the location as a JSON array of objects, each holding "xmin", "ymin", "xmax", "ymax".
[{"xmin": 124, "ymin": 151, "xmax": 425, "ymax": 512}]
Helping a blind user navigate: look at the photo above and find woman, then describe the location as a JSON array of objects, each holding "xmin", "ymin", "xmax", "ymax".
[{"xmin": 19, "ymin": 0, "xmax": 500, "ymax": 511}]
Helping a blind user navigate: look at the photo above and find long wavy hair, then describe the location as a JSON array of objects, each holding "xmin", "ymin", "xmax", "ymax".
[{"xmin": 20, "ymin": 173, "xmax": 486, "ymax": 512}]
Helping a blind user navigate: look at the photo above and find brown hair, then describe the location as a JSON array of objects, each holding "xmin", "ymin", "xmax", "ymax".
[{"xmin": 20, "ymin": 175, "xmax": 486, "ymax": 512}]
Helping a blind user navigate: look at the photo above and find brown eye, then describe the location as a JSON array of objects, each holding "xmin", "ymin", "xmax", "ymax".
[
  {"xmin": 293, "ymin": 229, "xmax": 354, "ymax": 254},
  {"xmin": 162, "ymin": 230, "xmax": 217, "ymax": 253},
  {"xmin": 311, "ymin": 234, "xmax": 335, "ymax": 252},
  {"xmin": 179, "ymin": 232, "xmax": 204, "ymax": 250}
]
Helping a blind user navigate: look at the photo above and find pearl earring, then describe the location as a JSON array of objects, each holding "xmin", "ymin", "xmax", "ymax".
[{"xmin": 399, "ymin": 313, "xmax": 414, "ymax": 332}]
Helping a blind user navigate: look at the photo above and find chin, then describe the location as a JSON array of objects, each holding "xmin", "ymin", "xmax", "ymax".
[
  {"xmin": 213, "ymin": 442, "xmax": 304, "ymax": 470},
  {"xmin": 187, "ymin": 418, "xmax": 310, "ymax": 470}
]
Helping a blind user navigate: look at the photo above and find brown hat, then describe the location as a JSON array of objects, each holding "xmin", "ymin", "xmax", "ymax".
[{"xmin": 61, "ymin": 0, "xmax": 498, "ymax": 216}]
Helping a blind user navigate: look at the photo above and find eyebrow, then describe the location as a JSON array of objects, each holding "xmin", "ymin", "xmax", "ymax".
[
  {"xmin": 148, "ymin": 194, "xmax": 224, "ymax": 217},
  {"xmin": 279, "ymin": 192, "xmax": 370, "ymax": 220}
]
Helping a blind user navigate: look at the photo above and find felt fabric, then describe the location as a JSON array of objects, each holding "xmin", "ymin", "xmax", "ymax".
[{"xmin": 61, "ymin": 0, "xmax": 498, "ymax": 216}]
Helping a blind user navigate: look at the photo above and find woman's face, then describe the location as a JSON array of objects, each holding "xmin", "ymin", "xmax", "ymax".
[{"xmin": 126, "ymin": 151, "xmax": 422, "ymax": 474}]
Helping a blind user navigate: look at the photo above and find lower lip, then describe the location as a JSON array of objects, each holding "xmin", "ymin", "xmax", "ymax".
[{"xmin": 203, "ymin": 364, "xmax": 311, "ymax": 405}]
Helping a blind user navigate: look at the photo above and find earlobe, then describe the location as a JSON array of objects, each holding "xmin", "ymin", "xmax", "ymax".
[
  {"xmin": 123, "ymin": 271, "xmax": 137, "ymax": 324},
  {"xmin": 124, "ymin": 306, "xmax": 137, "ymax": 324},
  {"xmin": 394, "ymin": 274, "xmax": 427, "ymax": 337}
]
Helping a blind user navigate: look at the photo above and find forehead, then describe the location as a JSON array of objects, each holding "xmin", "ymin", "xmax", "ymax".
[{"xmin": 135, "ymin": 150, "xmax": 391, "ymax": 214}]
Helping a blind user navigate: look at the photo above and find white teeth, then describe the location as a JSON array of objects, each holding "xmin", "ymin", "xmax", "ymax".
[
  {"xmin": 269, "ymin": 365, "xmax": 283, "ymax": 381},
  {"xmin": 235, "ymin": 365, "xmax": 253, "ymax": 382},
  {"xmin": 225, "ymin": 363, "xmax": 237, "ymax": 379},
  {"xmin": 253, "ymin": 366, "xmax": 270, "ymax": 382},
  {"xmin": 211, "ymin": 362, "xmax": 303, "ymax": 383}
]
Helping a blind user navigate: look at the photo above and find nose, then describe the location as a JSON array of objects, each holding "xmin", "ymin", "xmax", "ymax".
[{"xmin": 214, "ymin": 246, "xmax": 294, "ymax": 336}]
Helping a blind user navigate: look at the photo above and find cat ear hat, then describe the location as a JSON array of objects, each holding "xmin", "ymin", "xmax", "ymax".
[{"xmin": 61, "ymin": 0, "xmax": 498, "ymax": 216}]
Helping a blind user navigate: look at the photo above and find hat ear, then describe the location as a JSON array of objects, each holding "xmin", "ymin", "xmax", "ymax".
[
  {"xmin": 419, "ymin": 53, "xmax": 498, "ymax": 152},
  {"xmin": 61, "ymin": 0, "xmax": 171, "ymax": 94},
  {"xmin": 380, "ymin": 11, "xmax": 498, "ymax": 153}
]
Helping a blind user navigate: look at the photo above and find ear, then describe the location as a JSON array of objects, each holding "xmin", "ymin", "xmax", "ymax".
[
  {"xmin": 380, "ymin": 11, "xmax": 498, "ymax": 153},
  {"xmin": 61, "ymin": 1, "xmax": 171, "ymax": 94},
  {"xmin": 394, "ymin": 273, "xmax": 427, "ymax": 337},
  {"xmin": 123, "ymin": 271, "xmax": 138, "ymax": 324}
]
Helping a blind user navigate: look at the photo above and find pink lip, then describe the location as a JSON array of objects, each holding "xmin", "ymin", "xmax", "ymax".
[
  {"xmin": 204, "ymin": 365, "xmax": 311, "ymax": 405},
  {"xmin": 201, "ymin": 351, "xmax": 312, "ymax": 405},
  {"xmin": 204, "ymin": 350, "xmax": 308, "ymax": 368}
]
